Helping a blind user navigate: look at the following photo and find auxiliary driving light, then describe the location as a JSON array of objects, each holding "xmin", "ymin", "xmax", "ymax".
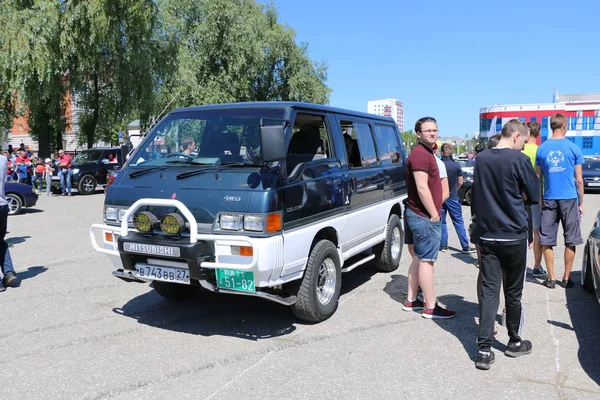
[
  {"xmin": 133, "ymin": 211, "xmax": 157, "ymax": 233},
  {"xmin": 161, "ymin": 213, "xmax": 185, "ymax": 235}
]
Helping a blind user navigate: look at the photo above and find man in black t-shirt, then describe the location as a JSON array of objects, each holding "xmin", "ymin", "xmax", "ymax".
[{"xmin": 472, "ymin": 119, "xmax": 540, "ymax": 370}]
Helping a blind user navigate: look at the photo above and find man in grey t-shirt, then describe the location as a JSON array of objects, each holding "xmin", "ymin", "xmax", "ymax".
[{"xmin": 0, "ymin": 155, "xmax": 18, "ymax": 291}]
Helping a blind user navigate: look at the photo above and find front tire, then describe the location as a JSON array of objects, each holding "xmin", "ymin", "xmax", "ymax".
[
  {"xmin": 291, "ymin": 240, "xmax": 341, "ymax": 322},
  {"xmin": 153, "ymin": 281, "xmax": 198, "ymax": 301},
  {"xmin": 582, "ymin": 242, "xmax": 595, "ymax": 292},
  {"xmin": 78, "ymin": 175, "xmax": 97, "ymax": 195},
  {"xmin": 6, "ymin": 194, "xmax": 23, "ymax": 215},
  {"xmin": 373, "ymin": 214, "xmax": 403, "ymax": 272}
]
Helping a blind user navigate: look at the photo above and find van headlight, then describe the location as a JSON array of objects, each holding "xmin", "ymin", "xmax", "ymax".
[
  {"xmin": 104, "ymin": 206, "xmax": 130, "ymax": 223},
  {"xmin": 243, "ymin": 215, "xmax": 264, "ymax": 232},
  {"xmin": 105, "ymin": 206, "xmax": 119, "ymax": 221},
  {"xmin": 219, "ymin": 214, "xmax": 243, "ymax": 231},
  {"xmin": 217, "ymin": 213, "xmax": 281, "ymax": 233}
]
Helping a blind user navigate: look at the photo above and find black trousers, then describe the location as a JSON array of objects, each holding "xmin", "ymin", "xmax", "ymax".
[{"xmin": 477, "ymin": 239, "xmax": 527, "ymax": 351}]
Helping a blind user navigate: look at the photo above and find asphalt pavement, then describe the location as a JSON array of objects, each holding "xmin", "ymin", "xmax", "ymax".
[{"xmin": 2, "ymin": 191, "xmax": 600, "ymax": 399}]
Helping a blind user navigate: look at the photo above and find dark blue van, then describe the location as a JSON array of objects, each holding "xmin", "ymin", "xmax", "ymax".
[{"xmin": 90, "ymin": 102, "xmax": 407, "ymax": 322}]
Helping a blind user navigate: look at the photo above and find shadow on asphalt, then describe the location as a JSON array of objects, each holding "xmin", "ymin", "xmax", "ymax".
[
  {"xmin": 13, "ymin": 208, "xmax": 44, "ymax": 216},
  {"xmin": 16, "ymin": 266, "xmax": 48, "ymax": 284},
  {"xmin": 383, "ymin": 277, "xmax": 505, "ymax": 363},
  {"xmin": 565, "ymin": 271, "xmax": 600, "ymax": 386},
  {"xmin": 6, "ymin": 235, "xmax": 32, "ymax": 246},
  {"xmin": 112, "ymin": 263, "xmax": 378, "ymax": 340}
]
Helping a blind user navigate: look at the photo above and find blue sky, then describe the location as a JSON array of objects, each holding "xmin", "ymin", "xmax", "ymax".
[{"xmin": 262, "ymin": 0, "xmax": 600, "ymax": 138}]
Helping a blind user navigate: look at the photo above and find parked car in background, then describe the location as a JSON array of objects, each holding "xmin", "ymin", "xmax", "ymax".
[
  {"xmin": 582, "ymin": 159, "xmax": 600, "ymax": 191},
  {"xmin": 582, "ymin": 210, "xmax": 600, "ymax": 305},
  {"xmin": 455, "ymin": 158, "xmax": 474, "ymax": 205},
  {"xmin": 51, "ymin": 147, "xmax": 123, "ymax": 195},
  {"xmin": 6, "ymin": 182, "xmax": 38, "ymax": 215}
]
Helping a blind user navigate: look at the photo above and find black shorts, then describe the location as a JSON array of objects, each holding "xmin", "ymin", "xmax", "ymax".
[{"xmin": 539, "ymin": 199, "xmax": 583, "ymax": 247}]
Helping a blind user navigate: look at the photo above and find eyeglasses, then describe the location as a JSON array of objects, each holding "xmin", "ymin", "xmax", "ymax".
[{"xmin": 420, "ymin": 129, "xmax": 439, "ymax": 134}]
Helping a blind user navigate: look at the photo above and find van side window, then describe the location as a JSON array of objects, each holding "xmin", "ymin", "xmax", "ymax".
[
  {"xmin": 374, "ymin": 124, "xmax": 403, "ymax": 166},
  {"xmin": 286, "ymin": 113, "xmax": 332, "ymax": 176},
  {"xmin": 340, "ymin": 120, "xmax": 378, "ymax": 168}
]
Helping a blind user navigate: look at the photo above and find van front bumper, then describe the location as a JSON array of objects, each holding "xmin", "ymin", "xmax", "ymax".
[{"xmin": 89, "ymin": 199, "xmax": 289, "ymax": 289}]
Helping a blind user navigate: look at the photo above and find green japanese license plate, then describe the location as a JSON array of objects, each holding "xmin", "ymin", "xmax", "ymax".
[{"xmin": 216, "ymin": 268, "xmax": 255, "ymax": 292}]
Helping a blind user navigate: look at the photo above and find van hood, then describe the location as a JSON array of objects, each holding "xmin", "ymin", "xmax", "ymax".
[{"xmin": 105, "ymin": 167, "xmax": 279, "ymax": 225}]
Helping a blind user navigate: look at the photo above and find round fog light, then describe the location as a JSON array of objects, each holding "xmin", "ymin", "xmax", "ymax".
[
  {"xmin": 133, "ymin": 211, "xmax": 157, "ymax": 232},
  {"xmin": 161, "ymin": 213, "xmax": 184, "ymax": 235}
]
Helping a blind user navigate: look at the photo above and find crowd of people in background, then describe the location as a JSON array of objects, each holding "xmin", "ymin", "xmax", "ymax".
[{"xmin": 1, "ymin": 142, "xmax": 73, "ymax": 196}]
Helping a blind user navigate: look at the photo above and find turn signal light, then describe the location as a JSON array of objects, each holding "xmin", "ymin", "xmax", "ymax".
[
  {"xmin": 232, "ymin": 246, "xmax": 253, "ymax": 256},
  {"xmin": 266, "ymin": 213, "xmax": 282, "ymax": 232}
]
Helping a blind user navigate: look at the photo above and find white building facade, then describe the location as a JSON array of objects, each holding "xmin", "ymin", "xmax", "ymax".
[{"xmin": 367, "ymin": 98, "xmax": 404, "ymax": 132}]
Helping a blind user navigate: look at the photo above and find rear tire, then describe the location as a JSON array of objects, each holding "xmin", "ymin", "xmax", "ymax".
[
  {"xmin": 153, "ymin": 281, "xmax": 198, "ymax": 301},
  {"xmin": 582, "ymin": 242, "xmax": 595, "ymax": 292},
  {"xmin": 6, "ymin": 193, "xmax": 22, "ymax": 215},
  {"xmin": 373, "ymin": 214, "xmax": 403, "ymax": 272},
  {"xmin": 291, "ymin": 240, "xmax": 341, "ymax": 322}
]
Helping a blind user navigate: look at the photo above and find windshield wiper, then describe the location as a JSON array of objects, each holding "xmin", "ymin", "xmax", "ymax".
[
  {"xmin": 129, "ymin": 166, "xmax": 165, "ymax": 179},
  {"xmin": 176, "ymin": 163, "xmax": 253, "ymax": 180}
]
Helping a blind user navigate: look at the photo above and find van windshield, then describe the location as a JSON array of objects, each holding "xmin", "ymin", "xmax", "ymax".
[{"xmin": 129, "ymin": 108, "xmax": 286, "ymax": 167}]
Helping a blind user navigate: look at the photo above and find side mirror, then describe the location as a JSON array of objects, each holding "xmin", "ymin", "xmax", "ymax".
[
  {"xmin": 591, "ymin": 226, "xmax": 600, "ymax": 241},
  {"xmin": 260, "ymin": 125, "xmax": 286, "ymax": 163}
]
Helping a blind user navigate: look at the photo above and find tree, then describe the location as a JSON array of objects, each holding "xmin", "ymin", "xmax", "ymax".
[
  {"xmin": 0, "ymin": 0, "xmax": 67, "ymax": 157},
  {"xmin": 158, "ymin": 0, "xmax": 330, "ymax": 110},
  {"xmin": 401, "ymin": 129, "xmax": 417, "ymax": 151},
  {"xmin": 63, "ymin": 0, "xmax": 171, "ymax": 148}
]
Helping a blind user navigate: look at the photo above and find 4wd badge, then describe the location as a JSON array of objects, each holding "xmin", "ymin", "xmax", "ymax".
[{"xmin": 223, "ymin": 195, "xmax": 241, "ymax": 202}]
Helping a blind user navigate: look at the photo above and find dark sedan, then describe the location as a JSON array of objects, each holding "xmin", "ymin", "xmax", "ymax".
[
  {"xmin": 5, "ymin": 182, "xmax": 39, "ymax": 215},
  {"xmin": 582, "ymin": 210, "xmax": 600, "ymax": 305},
  {"xmin": 458, "ymin": 171, "xmax": 473, "ymax": 205},
  {"xmin": 583, "ymin": 159, "xmax": 600, "ymax": 190}
]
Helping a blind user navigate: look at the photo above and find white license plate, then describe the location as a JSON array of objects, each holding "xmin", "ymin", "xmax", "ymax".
[
  {"xmin": 135, "ymin": 264, "xmax": 190, "ymax": 283},
  {"xmin": 123, "ymin": 242, "xmax": 181, "ymax": 257},
  {"xmin": 589, "ymin": 183, "xmax": 600, "ymax": 187}
]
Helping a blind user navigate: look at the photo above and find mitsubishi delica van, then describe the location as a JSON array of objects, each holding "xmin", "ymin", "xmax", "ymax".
[{"xmin": 90, "ymin": 102, "xmax": 408, "ymax": 322}]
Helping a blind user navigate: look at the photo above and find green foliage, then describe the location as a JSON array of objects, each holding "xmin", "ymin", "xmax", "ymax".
[
  {"xmin": 0, "ymin": 0, "xmax": 330, "ymax": 153},
  {"xmin": 159, "ymin": 0, "xmax": 330, "ymax": 109},
  {"xmin": 401, "ymin": 129, "xmax": 418, "ymax": 150}
]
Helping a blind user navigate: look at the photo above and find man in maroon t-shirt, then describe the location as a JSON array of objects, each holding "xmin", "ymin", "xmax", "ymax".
[
  {"xmin": 57, "ymin": 149, "xmax": 73, "ymax": 196},
  {"xmin": 402, "ymin": 117, "xmax": 455, "ymax": 319}
]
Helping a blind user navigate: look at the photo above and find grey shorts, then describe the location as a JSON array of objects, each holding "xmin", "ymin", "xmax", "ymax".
[{"xmin": 539, "ymin": 199, "xmax": 583, "ymax": 247}]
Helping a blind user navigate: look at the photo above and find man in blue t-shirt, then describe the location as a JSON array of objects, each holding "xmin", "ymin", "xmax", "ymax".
[{"xmin": 535, "ymin": 113, "xmax": 584, "ymax": 289}]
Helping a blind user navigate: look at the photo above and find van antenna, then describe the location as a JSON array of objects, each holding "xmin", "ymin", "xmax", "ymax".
[{"xmin": 143, "ymin": 88, "xmax": 183, "ymax": 136}]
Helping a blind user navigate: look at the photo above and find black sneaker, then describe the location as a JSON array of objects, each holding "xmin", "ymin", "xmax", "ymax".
[
  {"xmin": 559, "ymin": 279, "xmax": 574, "ymax": 288},
  {"xmin": 532, "ymin": 267, "xmax": 548, "ymax": 278},
  {"xmin": 475, "ymin": 350, "xmax": 495, "ymax": 370},
  {"xmin": 505, "ymin": 340, "xmax": 533, "ymax": 358},
  {"xmin": 440, "ymin": 247, "xmax": 449, "ymax": 252},
  {"xmin": 462, "ymin": 247, "xmax": 476, "ymax": 253},
  {"xmin": 542, "ymin": 279, "xmax": 555, "ymax": 289},
  {"xmin": 3, "ymin": 272, "xmax": 17, "ymax": 287},
  {"xmin": 0, "ymin": 283, "xmax": 5, "ymax": 292}
]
